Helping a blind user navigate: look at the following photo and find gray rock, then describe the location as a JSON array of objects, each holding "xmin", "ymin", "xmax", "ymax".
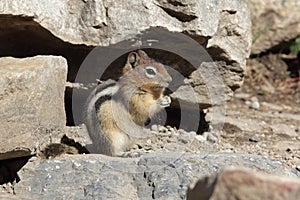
[
  {"xmin": 249, "ymin": 134, "xmax": 260, "ymax": 142},
  {"xmin": 0, "ymin": 56, "xmax": 67, "ymax": 153},
  {"xmin": 151, "ymin": 124, "xmax": 159, "ymax": 132},
  {"xmin": 0, "ymin": 0, "xmax": 252, "ymax": 107},
  {"xmin": 250, "ymin": 0, "xmax": 300, "ymax": 54},
  {"xmin": 187, "ymin": 167, "xmax": 300, "ymax": 200},
  {"xmin": 250, "ymin": 101, "xmax": 260, "ymax": 110},
  {"xmin": 12, "ymin": 153, "xmax": 300, "ymax": 199},
  {"xmin": 195, "ymin": 134, "xmax": 207, "ymax": 142}
]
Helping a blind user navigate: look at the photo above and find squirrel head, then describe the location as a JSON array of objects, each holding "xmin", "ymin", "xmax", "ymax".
[{"xmin": 121, "ymin": 50, "xmax": 172, "ymax": 93}]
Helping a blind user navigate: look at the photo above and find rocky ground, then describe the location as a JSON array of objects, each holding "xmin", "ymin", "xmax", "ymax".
[
  {"xmin": 1, "ymin": 0, "xmax": 300, "ymax": 199},
  {"xmin": 226, "ymin": 54, "xmax": 300, "ymax": 170},
  {"xmin": 217, "ymin": 95, "xmax": 300, "ymax": 170}
]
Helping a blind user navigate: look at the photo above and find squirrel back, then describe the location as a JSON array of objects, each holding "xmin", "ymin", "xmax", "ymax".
[{"xmin": 84, "ymin": 79, "xmax": 118, "ymax": 155}]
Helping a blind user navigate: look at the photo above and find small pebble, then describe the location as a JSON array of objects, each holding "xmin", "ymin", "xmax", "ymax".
[
  {"xmin": 168, "ymin": 127, "xmax": 174, "ymax": 133},
  {"xmin": 151, "ymin": 124, "xmax": 159, "ymax": 132},
  {"xmin": 158, "ymin": 126, "xmax": 168, "ymax": 133},
  {"xmin": 250, "ymin": 101, "xmax": 260, "ymax": 110},
  {"xmin": 143, "ymin": 145, "xmax": 152, "ymax": 151},
  {"xmin": 249, "ymin": 135, "xmax": 260, "ymax": 142},
  {"xmin": 172, "ymin": 130, "xmax": 180, "ymax": 136},
  {"xmin": 195, "ymin": 135, "xmax": 206, "ymax": 142},
  {"xmin": 249, "ymin": 96, "xmax": 260, "ymax": 110}
]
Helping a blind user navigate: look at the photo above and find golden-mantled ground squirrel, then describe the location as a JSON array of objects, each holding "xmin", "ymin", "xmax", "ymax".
[
  {"xmin": 85, "ymin": 50, "xmax": 172, "ymax": 156},
  {"xmin": 41, "ymin": 50, "xmax": 172, "ymax": 158}
]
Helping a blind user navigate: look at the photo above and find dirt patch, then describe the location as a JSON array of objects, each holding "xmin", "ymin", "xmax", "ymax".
[{"xmin": 216, "ymin": 53, "xmax": 300, "ymax": 169}]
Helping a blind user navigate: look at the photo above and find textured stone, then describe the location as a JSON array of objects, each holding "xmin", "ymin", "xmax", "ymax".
[
  {"xmin": 12, "ymin": 153, "xmax": 300, "ymax": 199},
  {"xmin": 0, "ymin": 56, "xmax": 67, "ymax": 153},
  {"xmin": 0, "ymin": 193, "xmax": 25, "ymax": 200},
  {"xmin": 187, "ymin": 167, "xmax": 300, "ymax": 200},
  {"xmin": 250, "ymin": 0, "xmax": 300, "ymax": 54}
]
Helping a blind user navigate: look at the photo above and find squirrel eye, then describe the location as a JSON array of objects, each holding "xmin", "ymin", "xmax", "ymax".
[{"xmin": 145, "ymin": 67, "xmax": 157, "ymax": 77}]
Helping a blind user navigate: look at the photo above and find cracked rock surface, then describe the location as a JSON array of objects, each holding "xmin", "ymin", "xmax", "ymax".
[{"xmin": 9, "ymin": 153, "xmax": 300, "ymax": 200}]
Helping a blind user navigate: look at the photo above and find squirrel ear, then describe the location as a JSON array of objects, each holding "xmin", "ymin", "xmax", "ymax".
[
  {"xmin": 128, "ymin": 52, "xmax": 137, "ymax": 66},
  {"xmin": 128, "ymin": 52, "xmax": 139, "ymax": 67},
  {"xmin": 123, "ymin": 52, "xmax": 139, "ymax": 74}
]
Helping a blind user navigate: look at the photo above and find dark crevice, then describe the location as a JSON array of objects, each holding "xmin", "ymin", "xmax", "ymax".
[
  {"xmin": 0, "ymin": 149, "xmax": 33, "ymax": 185},
  {"xmin": 206, "ymin": 46, "xmax": 244, "ymax": 73},
  {"xmin": 0, "ymin": 155, "xmax": 33, "ymax": 185},
  {"xmin": 284, "ymin": 54, "xmax": 300, "ymax": 78},
  {"xmin": 165, "ymin": 106, "xmax": 209, "ymax": 134},
  {"xmin": 158, "ymin": 6, "xmax": 197, "ymax": 22},
  {"xmin": 151, "ymin": 183, "xmax": 156, "ymax": 199},
  {"xmin": 207, "ymin": 46, "xmax": 234, "ymax": 64},
  {"xmin": 250, "ymin": 37, "xmax": 297, "ymax": 58},
  {"xmin": 250, "ymin": 37, "xmax": 300, "ymax": 79},
  {"xmin": 222, "ymin": 10, "xmax": 237, "ymax": 15},
  {"xmin": 183, "ymin": 33, "xmax": 210, "ymax": 47},
  {"xmin": 166, "ymin": 0, "xmax": 187, "ymax": 7}
]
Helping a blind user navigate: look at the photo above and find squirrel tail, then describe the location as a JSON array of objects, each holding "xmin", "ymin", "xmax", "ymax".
[{"xmin": 39, "ymin": 135, "xmax": 89, "ymax": 159}]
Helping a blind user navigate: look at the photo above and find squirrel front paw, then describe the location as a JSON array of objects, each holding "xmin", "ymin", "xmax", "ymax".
[{"xmin": 158, "ymin": 96, "xmax": 171, "ymax": 107}]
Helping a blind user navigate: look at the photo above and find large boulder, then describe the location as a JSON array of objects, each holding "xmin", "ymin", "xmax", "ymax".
[
  {"xmin": 0, "ymin": 56, "xmax": 67, "ymax": 156},
  {"xmin": 188, "ymin": 167, "xmax": 300, "ymax": 200},
  {"xmin": 10, "ymin": 153, "xmax": 300, "ymax": 199},
  {"xmin": 0, "ymin": 0, "xmax": 252, "ymax": 108},
  {"xmin": 250, "ymin": 0, "xmax": 300, "ymax": 54}
]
